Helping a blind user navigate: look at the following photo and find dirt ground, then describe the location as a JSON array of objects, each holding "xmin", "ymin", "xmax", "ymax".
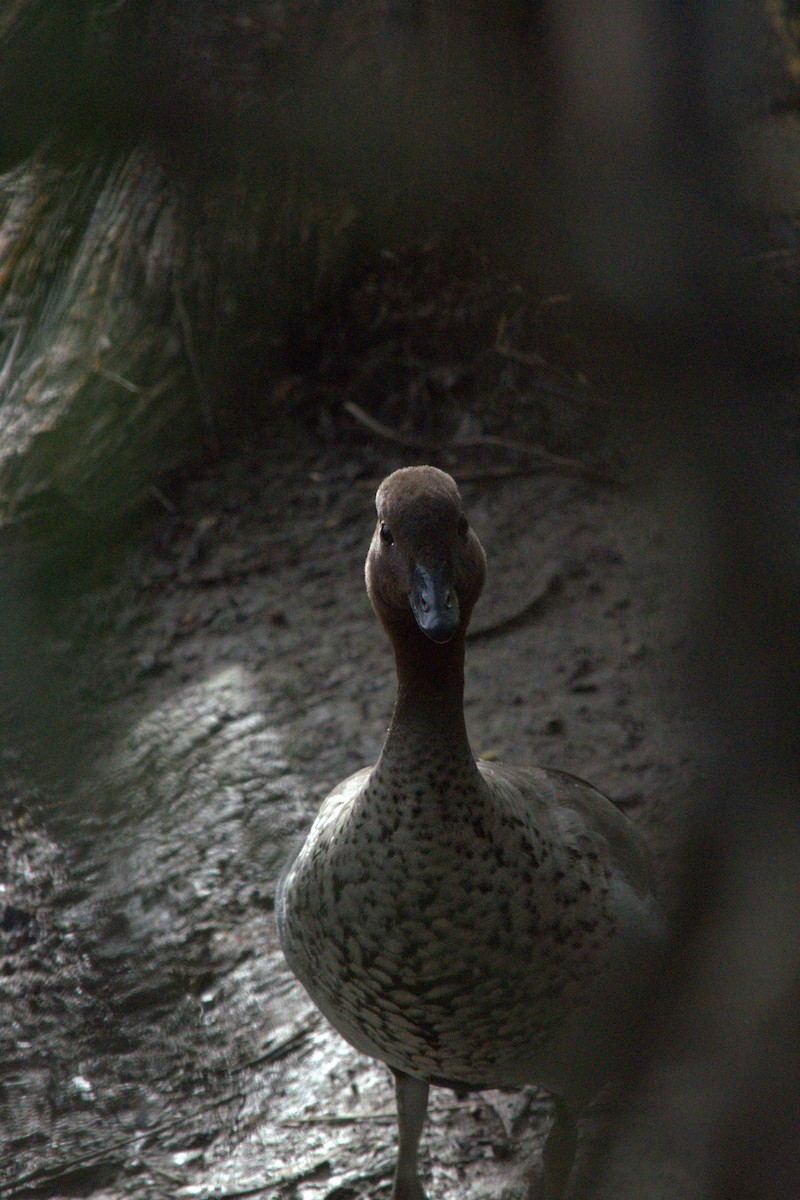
[{"xmin": 0, "ymin": 235, "xmax": 705, "ymax": 1199}]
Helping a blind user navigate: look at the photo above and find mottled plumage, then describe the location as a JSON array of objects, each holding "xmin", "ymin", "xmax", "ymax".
[{"xmin": 277, "ymin": 466, "xmax": 661, "ymax": 1199}]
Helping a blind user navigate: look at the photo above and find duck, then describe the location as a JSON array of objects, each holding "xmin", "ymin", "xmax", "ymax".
[{"xmin": 277, "ymin": 465, "xmax": 662, "ymax": 1200}]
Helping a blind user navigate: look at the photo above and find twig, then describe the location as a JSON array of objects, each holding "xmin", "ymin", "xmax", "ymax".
[
  {"xmin": 174, "ymin": 280, "xmax": 216, "ymax": 433},
  {"xmin": 0, "ymin": 1083, "xmax": 246, "ymax": 1198},
  {"xmin": 455, "ymin": 433, "xmax": 600, "ymax": 480},
  {"xmin": 451, "ymin": 466, "xmax": 559, "ymax": 483},
  {"xmin": 193, "ymin": 1156, "xmax": 336, "ymax": 1199},
  {"xmin": 148, "ymin": 485, "xmax": 179, "ymax": 515},
  {"xmin": 94, "ymin": 364, "xmax": 142, "ymax": 394},
  {"xmin": 742, "ymin": 246, "xmax": 796, "ymax": 262},
  {"xmin": 467, "ymin": 564, "xmax": 563, "ymax": 641},
  {"xmin": 235, "ymin": 1023, "xmax": 317, "ymax": 1070},
  {"xmin": 0, "ymin": 1150, "xmax": 126, "ymax": 1198},
  {"xmin": 343, "ymin": 401, "xmax": 620, "ymax": 488},
  {"xmin": 182, "ymin": 1184, "xmax": 270, "ymax": 1199},
  {"xmin": 281, "ymin": 1095, "xmax": 470, "ymax": 1127},
  {"xmin": 282, "ymin": 1112, "xmax": 397, "ymax": 1126},
  {"xmin": 172, "ymin": 510, "xmax": 363, "ymax": 587},
  {"xmin": 493, "ymin": 335, "xmax": 608, "ymax": 407},
  {"xmin": 136, "ymin": 1155, "xmax": 187, "ymax": 1186},
  {"xmin": 347, "ymin": 399, "xmax": 563, "ymax": 455},
  {"xmin": 344, "ymin": 399, "xmax": 437, "ymax": 450}
]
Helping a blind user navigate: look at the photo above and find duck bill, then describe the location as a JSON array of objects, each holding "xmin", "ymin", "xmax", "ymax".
[{"xmin": 410, "ymin": 565, "xmax": 460, "ymax": 643}]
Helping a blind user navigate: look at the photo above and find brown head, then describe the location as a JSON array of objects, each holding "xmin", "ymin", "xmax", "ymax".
[{"xmin": 365, "ymin": 466, "xmax": 486, "ymax": 646}]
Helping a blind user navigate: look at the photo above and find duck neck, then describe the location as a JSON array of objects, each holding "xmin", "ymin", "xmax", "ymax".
[{"xmin": 377, "ymin": 624, "xmax": 478, "ymax": 779}]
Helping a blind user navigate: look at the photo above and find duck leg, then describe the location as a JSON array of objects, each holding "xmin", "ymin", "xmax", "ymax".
[
  {"xmin": 392, "ymin": 1070, "xmax": 430, "ymax": 1200},
  {"xmin": 542, "ymin": 1099, "xmax": 578, "ymax": 1200}
]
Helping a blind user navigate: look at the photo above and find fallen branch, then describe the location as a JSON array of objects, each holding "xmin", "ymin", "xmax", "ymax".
[
  {"xmin": 343, "ymin": 400, "xmax": 620, "ymax": 487},
  {"xmin": 343, "ymin": 399, "xmax": 438, "ymax": 450}
]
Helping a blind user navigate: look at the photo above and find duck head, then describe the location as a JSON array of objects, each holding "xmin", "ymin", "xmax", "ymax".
[{"xmin": 366, "ymin": 466, "xmax": 486, "ymax": 645}]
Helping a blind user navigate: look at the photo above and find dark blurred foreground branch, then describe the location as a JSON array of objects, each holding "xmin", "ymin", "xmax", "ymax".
[{"xmin": 546, "ymin": 3, "xmax": 800, "ymax": 1196}]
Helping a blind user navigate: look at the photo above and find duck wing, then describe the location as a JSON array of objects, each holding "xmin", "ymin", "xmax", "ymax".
[{"xmin": 476, "ymin": 760, "xmax": 657, "ymax": 902}]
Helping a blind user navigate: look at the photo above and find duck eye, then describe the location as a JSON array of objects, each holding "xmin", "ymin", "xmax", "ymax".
[
  {"xmin": 380, "ymin": 522, "xmax": 394, "ymax": 545},
  {"xmin": 457, "ymin": 516, "xmax": 469, "ymax": 537}
]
